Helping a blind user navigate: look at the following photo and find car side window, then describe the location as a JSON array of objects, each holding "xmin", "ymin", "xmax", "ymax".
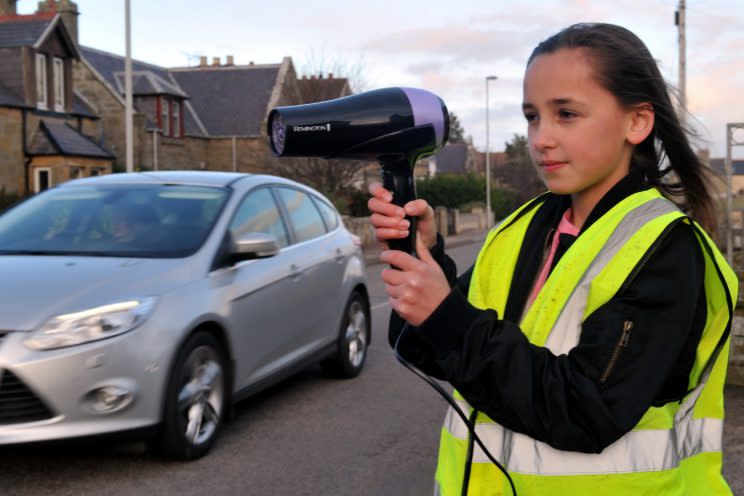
[
  {"xmin": 275, "ymin": 187, "xmax": 326, "ymax": 243},
  {"xmin": 229, "ymin": 188, "xmax": 289, "ymax": 248},
  {"xmin": 313, "ymin": 197, "xmax": 339, "ymax": 231}
]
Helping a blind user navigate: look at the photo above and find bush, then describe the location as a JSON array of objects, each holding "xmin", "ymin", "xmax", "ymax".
[
  {"xmin": 416, "ymin": 174, "xmax": 483, "ymax": 209},
  {"xmin": 416, "ymin": 174, "xmax": 518, "ymax": 219},
  {"xmin": 491, "ymin": 189, "xmax": 519, "ymax": 220},
  {"xmin": 321, "ymin": 192, "xmax": 349, "ymax": 216},
  {"xmin": 346, "ymin": 188, "xmax": 370, "ymax": 217}
]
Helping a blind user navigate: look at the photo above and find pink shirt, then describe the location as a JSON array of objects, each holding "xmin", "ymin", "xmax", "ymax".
[{"xmin": 526, "ymin": 208, "xmax": 580, "ymax": 308}]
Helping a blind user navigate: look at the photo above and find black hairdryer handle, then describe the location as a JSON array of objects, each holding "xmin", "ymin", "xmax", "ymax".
[{"xmin": 380, "ymin": 167, "xmax": 417, "ymax": 255}]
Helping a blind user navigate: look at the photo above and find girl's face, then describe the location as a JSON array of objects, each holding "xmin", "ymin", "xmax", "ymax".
[{"xmin": 522, "ymin": 48, "xmax": 636, "ymax": 208}]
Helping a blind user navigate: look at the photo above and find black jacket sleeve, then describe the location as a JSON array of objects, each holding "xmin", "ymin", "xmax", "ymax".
[{"xmin": 388, "ymin": 222, "xmax": 705, "ymax": 454}]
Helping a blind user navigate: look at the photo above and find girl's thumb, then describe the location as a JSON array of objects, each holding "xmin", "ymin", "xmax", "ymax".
[{"xmin": 415, "ymin": 234, "xmax": 436, "ymax": 266}]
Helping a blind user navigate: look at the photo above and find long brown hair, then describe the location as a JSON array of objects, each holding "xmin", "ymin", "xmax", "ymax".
[{"xmin": 528, "ymin": 23, "xmax": 717, "ymax": 232}]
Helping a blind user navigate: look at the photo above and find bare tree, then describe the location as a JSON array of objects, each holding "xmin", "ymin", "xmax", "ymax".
[
  {"xmin": 494, "ymin": 133, "xmax": 545, "ymax": 202},
  {"xmin": 299, "ymin": 48, "xmax": 370, "ymax": 93},
  {"xmin": 271, "ymin": 156, "xmax": 368, "ymax": 200},
  {"xmin": 447, "ymin": 112, "xmax": 467, "ymax": 144}
]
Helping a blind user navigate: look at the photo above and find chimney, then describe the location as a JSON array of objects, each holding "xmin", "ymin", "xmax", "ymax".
[
  {"xmin": 226, "ymin": 55, "xmax": 234, "ymax": 66},
  {"xmin": 37, "ymin": 1, "xmax": 80, "ymax": 46},
  {"xmin": 199, "ymin": 56, "xmax": 207, "ymax": 67},
  {"xmin": 328, "ymin": 73, "xmax": 333, "ymax": 79},
  {"xmin": 212, "ymin": 56, "xmax": 221, "ymax": 66},
  {"xmin": 0, "ymin": 0, "xmax": 17, "ymax": 16}
]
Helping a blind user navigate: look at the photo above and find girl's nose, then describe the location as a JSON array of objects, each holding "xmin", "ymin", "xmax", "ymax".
[{"xmin": 530, "ymin": 123, "xmax": 557, "ymax": 151}]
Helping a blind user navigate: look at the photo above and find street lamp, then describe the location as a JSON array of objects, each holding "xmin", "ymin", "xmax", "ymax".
[
  {"xmin": 124, "ymin": 0, "xmax": 133, "ymax": 173},
  {"xmin": 485, "ymin": 75, "xmax": 498, "ymax": 229}
]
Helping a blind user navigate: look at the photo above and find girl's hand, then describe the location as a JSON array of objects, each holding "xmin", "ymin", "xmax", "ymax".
[
  {"xmin": 380, "ymin": 235, "xmax": 450, "ymax": 326},
  {"xmin": 367, "ymin": 182, "xmax": 437, "ymax": 250}
]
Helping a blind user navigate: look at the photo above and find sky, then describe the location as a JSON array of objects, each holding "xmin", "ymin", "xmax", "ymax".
[{"xmin": 18, "ymin": 0, "xmax": 744, "ymax": 158}]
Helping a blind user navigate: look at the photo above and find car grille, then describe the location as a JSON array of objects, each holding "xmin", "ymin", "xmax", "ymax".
[{"xmin": 0, "ymin": 369, "xmax": 55, "ymax": 425}]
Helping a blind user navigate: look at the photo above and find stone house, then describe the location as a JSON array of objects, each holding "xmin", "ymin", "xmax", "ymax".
[
  {"xmin": 0, "ymin": 0, "xmax": 351, "ymax": 195},
  {"xmin": 710, "ymin": 158, "xmax": 744, "ymax": 195},
  {"xmin": 426, "ymin": 143, "xmax": 474, "ymax": 177},
  {"xmin": 0, "ymin": 2, "xmax": 113, "ymax": 195}
]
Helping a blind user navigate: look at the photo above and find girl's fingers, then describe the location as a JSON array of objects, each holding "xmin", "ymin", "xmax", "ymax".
[
  {"xmin": 384, "ymin": 283, "xmax": 408, "ymax": 300},
  {"xmin": 368, "ymin": 182, "xmax": 392, "ymax": 202},
  {"xmin": 374, "ymin": 228, "xmax": 409, "ymax": 241},
  {"xmin": 368, "ymin": 197, "xmax": 405, "ymax": 218},
  {"xmin": 381, "ymin": 267, "xmax": 407, "ymax": 285},
  {"xmin": 404, "ymin": 199, "xmax": 432, "ymax": 217},
  {"xmin": 370, "ymin": 213, "xmax": 410, "ymax": 229}
]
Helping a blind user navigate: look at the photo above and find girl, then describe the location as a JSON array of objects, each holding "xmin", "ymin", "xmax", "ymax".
[{"xmin": 368, "ymin": 23, "xmax": 736, "ymax": 495}]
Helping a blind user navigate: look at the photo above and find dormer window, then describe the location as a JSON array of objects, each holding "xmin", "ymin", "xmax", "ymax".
[
  {"xmin": 35, "ymin": 53, "xmax": 47, "ymax": 110},
  {"xmin": 53, "ymin": 57, "xmax": 65, "ymax": 112},
  {"xmin": 172, "ymin": 101, "xmax": 181, "ymax": 137},
  {"xmin": 160, "ymin": 98, "xmax": 170, "ymax": 136},
  {"xmin": 158, "ymin": 97, "xmax": 183, "ymax": 138}
]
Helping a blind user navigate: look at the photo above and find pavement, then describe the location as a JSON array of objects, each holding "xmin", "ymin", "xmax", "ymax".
[{"xmin": 362, "ymin": 228, "xmax": 744, "ymax": 492}]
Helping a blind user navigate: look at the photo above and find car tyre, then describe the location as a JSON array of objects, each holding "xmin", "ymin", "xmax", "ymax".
[
  {"xmin": 322, "ymin": 291, "xmax": 370, "ymax": 378},
  {"xmin": 154, "ymin": 331, "xmax": 228, "ymax": 460}
]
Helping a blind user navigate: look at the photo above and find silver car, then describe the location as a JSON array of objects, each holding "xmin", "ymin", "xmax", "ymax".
[{"xmin": 0, "ymin": 171, "xmax": 370, "ymax": 459}]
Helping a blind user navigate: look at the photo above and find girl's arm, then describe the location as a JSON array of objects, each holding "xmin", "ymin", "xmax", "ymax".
[{"xmin": 391, "ymin": 222, "xmax": 704, "ymax": 454}]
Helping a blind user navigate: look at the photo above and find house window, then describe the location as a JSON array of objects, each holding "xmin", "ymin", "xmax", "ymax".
[
  {"xmin": 53, "ymin": 57, "xmax": 64, "ymax": 112},
  {"xmin": 34, "ymin": 168, "xmax": 52, "ymax": 193},
  {"xmin": 161, "ymin": 98, "xmax": 170, "ymax": 136},
  {"xmin": 172, "ymin": 101, "xmax": 181, "ymax": 137},
  {"xmin": 35, "ymin": 53, "xmax": 47, "ymax": 109}
]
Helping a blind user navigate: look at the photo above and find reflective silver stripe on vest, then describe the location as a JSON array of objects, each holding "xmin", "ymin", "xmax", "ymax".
[
  {"xmin": 544, "ymin": 197, "xmax": 680, "ymax": 355},
  {"xmin": 443, "ymin": 404, "xmax": 723, "ymax": 474}
]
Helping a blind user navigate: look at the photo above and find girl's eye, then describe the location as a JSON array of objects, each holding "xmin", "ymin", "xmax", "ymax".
[
  {"xmin": 523, "ymin": 113, "xmax": 538, "ymax": 123},
  {"xmin": 558, "ymin": 109, "xmax": 577, "ymax": 120}
]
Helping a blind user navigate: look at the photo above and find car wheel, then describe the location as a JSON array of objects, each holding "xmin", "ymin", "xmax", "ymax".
[
  {"xmin": 322, "ymin": 291, "xmax": 370, "ymax": 378},
  {"xmin": 154, "ymin": 331, "xmax": 228, "ymax": 460}
]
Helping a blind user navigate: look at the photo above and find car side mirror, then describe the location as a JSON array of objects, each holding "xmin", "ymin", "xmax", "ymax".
[{"xmin": 230, "ymin": 232, "xmax": 279, "ymax": 263}]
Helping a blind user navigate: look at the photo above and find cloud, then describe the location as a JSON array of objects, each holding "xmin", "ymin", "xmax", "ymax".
[{"xmin": 361, "ymin": 24, "xmax": 537, "ymax": 64}]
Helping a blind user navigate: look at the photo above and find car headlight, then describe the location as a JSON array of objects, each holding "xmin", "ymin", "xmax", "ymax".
[{"xmin": 24, "ymin": 298, "xmax": 157, "ymax": 350}]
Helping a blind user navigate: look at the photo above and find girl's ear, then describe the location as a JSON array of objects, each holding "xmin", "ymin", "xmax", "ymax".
[{"xmin": 626, "ymin": 103, "xmax": 655, "ymax": 145}]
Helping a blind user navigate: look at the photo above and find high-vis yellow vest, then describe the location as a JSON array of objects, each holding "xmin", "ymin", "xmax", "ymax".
[{"xmin": 435, "ymin": 189, "xmax": 736, "ymax": 496}]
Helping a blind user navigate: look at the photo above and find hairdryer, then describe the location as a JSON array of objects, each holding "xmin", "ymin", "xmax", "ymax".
[{"xmin": 267, "ymin": 87, "xmax": 449, "ymax": 254}]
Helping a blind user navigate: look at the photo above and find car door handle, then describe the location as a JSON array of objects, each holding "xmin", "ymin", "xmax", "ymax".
[
  {"xmin": 288, "ymin": 263, "xmax": 302, "ymax": 280},
  {"xmin": 334, "ymin": 248, "xmax": 344, "ymax": 263}
]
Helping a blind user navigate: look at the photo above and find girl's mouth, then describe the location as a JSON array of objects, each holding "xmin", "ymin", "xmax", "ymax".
[{"xmin": 540, "ymin": 160, "xmax": 567, "ymax": 172}]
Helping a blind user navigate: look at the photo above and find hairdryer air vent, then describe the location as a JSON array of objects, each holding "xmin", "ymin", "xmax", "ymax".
[{"xmin": 270, "ymin": 114, "xmax": 286, "ymax": 155}]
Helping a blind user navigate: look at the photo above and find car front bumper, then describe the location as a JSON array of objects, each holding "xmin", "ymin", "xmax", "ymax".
[{"xmin": 0, "ymin": 326, "xmax": 167, "ymax": 445}]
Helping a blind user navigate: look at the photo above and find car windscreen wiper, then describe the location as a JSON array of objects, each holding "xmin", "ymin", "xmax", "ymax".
[{"xmin": 0, "ymin": 250, "xmax": 111, "ymax": 256}]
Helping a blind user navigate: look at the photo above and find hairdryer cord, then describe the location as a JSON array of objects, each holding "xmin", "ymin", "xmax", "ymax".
[{"xmin": 394, "ymin": 322, "xmax": 517, "ymax": 496}]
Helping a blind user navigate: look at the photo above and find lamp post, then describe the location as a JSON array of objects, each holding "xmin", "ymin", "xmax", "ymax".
[
  {"xmin": 124, "ymin": 0, "xmax": 133, "ymax": 173},
  {"xmin": 485, "ymin": 75, "xmax": 498, "ymax": 229}
]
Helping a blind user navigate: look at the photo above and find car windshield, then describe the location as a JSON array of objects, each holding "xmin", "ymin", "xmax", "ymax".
[{"xmin": 0, "ymin": 183, "xmax": 229, "ymax": 258}]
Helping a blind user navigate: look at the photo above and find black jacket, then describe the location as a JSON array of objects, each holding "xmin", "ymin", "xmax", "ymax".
[{"xmin": 390, "ymin": 170, "xmax": 706, "ymax": 454}]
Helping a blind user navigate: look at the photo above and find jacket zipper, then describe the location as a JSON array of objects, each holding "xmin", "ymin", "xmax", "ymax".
[
  {"xmin": 519, "ymin": 228, "xmax": 554, "ymax": 322},
  {"xmin": 460, "ymin": 409, "xmax": 478, "ymax": 496},
  {"xmin": 599, "ymin": 219, "xmax": 680, "ymax": 384},
  {"xmin": 599, "ymin": 320, "xmax": 633, "ymax": 384}
]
